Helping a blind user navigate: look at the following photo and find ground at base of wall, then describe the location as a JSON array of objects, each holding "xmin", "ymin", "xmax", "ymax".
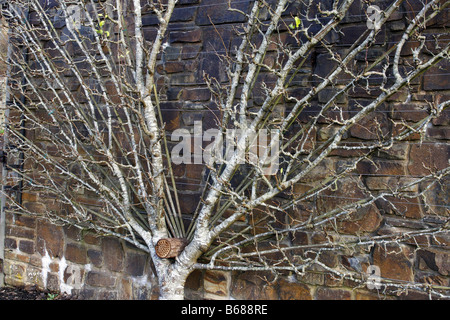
[{"xmin": 0, "ymin": 285, "xmax": 78, "ymax": 300}]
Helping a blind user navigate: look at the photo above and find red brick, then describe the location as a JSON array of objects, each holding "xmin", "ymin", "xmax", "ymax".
[
  {"xmin": 6, "ymin": 226, "xmax": 35, "ymax": 240},
  {"xmin": 18, "ymin": 240, "xmax": 35, "ymax": 254},
  {"xmin": 13, "ymin": 215, "xmax": 36, "ymax": 229}
]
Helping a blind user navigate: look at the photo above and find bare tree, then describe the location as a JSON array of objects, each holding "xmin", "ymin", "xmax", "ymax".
[{"xmin": 1, "ymin": 0, "xmax": 449, "ymax": 299}]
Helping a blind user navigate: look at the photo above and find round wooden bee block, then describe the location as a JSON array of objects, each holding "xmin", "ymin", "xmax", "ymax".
[{"xmin": 155, "ymin": 238, "xmax": 188, "ymax": 258}]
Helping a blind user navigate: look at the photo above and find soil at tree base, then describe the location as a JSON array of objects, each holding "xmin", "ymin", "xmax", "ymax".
[{"xmin": 0, "ymin": 285, "xmax": 78, "ymax": 300}]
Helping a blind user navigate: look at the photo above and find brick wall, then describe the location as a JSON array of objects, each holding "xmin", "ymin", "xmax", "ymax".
[{"xmin": 1, "ymin": 0, "xmax": 449, "ymax": 299}]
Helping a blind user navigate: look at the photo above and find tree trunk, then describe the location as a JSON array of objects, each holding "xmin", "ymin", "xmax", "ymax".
[{"xmin": 158, "ymin": 264, "xmax": 192, "ymax": 300}]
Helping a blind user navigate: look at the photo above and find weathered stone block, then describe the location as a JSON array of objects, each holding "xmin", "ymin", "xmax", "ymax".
[
  {"xmin": 315, "ymin": 287, "xmax": 351, "ymax": 300},
  {"xmin": 102, "ymin": 237, "xmax": 124, "ymax": 273},
  {"xmin": 4, "ymin": 238, "xmax": 17, "ymax": 250},
  {"xmin": 65, "ymin": 243, "xmax": 87, "ymax": 264},
  {"xmin": 301, "ymin": 158, "xmax": 336, "ymax": 182},
  {"xmin": 125, "ymin": 253, "xmax": 147, "ymax": 277},
  {"xmin": 172, "ymin": 7, "xmax": 196, "ymax": 22},
  {"xmin": 181, "ymin": 88, "xmax": 211, "ymax": 102},
  {"xmin": 372, "ymin": 244, "xmax": 413, "ymax": 282},
  {"xmin": 141, "ymin": 14, "xmax": 158, "ymax": 26},
  {"xmin": 290, "ymin": 230, "xmax": 309, "ymax": 246},
  {"xmin": 375, "ymin": 143, "xmax": 409, "ymax": 160},
  {"xmin": 318, "ymin": 88, "xmax": 347, "ymax": 104},
  {"xmin": 163, "ymin": 61, "xmax": 185, "ymax": 74},
  {"xmin": 317, "ymin": 177, "xmax": 365, "ymax": 212},
  {"xmin": 83, "ymin": 232, "xmax": 101, "ymax": 245},
  {"xmin": 87, "ymin": 249, "xmax": 103, "ymax": 267},
  {"xmin": 299, "ymin": 271, "xmax": 325, "ymax": 286},
  {"xmin": 46, "ymin": 273, "xmax": 60, "ymax": 292},
  {"xmin": 386, "ymin": 88, "xmax": 410, "ymax": 102},
  {"xmin": 169, "ymin": 29, "xmax": 202, "ymax": 43},
  {"xmin": 181, "ymin": 45, "xmax": 202, "ymax": 59},
  {"xmin": 408, "ymin": 144, "xmax": 450, "ymax": 176},
  {"xmin": 365, "ymin": 176, "xmax": 419, "ymax": 192},
  {"xmin": 104, "ymin": 81, "xmax": 121, "ymax": 104},
  {"xmin": 6, "ymin": 226, "xmax": 35, "ymax": 240},
  {"xmin": 164, "ymin": 46, "xmax": 182, "ymax": 61},
  {"xmin": 178, "ymin": 192, "xmax": 201, "ymax": 214},
  {"xmin": 390, "ymin": 103, "xmax": 430, "ymax": 122},
  {"xmin": 417, "ymin": 249, "xmax": 450, "ymax": 276},
  {"xmin": 185, "ymin": 163, "xmax": 205, "ymax": 180},
  {"xmin": 278, "ymin": 279, "xmax": 312, "ymax": 300},
  {"xmin": 198, "ymin": 53, "xmax": 227, "ymax": 83},
  {"xmin": 160, "ymin": 102, "xmax": 182, "ymax": 131},
  {"xmin": 350, "ymin": 112, "xmax": 391, "ymax": 140},
  {"xmin": 86, "ymin": 271, "xmax": 116, "ymax": 288},
  {"xmin": 432, "ymin": 94, "xmax": 450, "ymax": 125},
  {"xmin": 358, "ymin": 159, "xmax": 406, "ymax": 176},
  {"xmin": 340, "ymin": 24, "xmax": 385, "ymax": 45},
  {"xmin": 196, "ymin": 0, "xmax": 250, "ymax": 25},
  {"xmin": 375, "ymin": 196, "xmax": 423, "ymax": 219},
  {"xmin": 427, "ymin": 126, "xmax": 450, "ymax": 140},
  {"xmin": 355, "ymin": 291, "xmax": 388, "ymax": 300},
  {"xmin": 337, "ymin": 0, "xmax": 361, "ymax": 22},
  {"xmin": 231, "ymin": 272, "xmax": 278, "ymax": 300},
  {"xmin": 166, "ymin": 87, "xmax": 183, "ymax": 101},
  {"xmin": 313, "ymin": 53, "xmax": 337, "ymax": 80},
  {"xmin": 19, "ymin": 240, "xmax": 35, "ymax": 255},
  {"xmin": 64, "ymin": 225, "xmax": 82, "ymax": 241},
  {"xmin": 337, "ymin": 205, "xmax": 383, "ymax": 234},
  {"xmin": 185, "ymin": 269, "xmax": 203, "ymax": 299},
  {"xmin": 204, "ymin": 270, "xmax": 230, "ymax": 299},
  {"xmin": 97, "ymin": 290, "xmax": 118, "ymax": 300},
  {"xmin": 178, "ymin": 0, "xmax": 200, "ymax": 4},
  {"xmin": 5, "ymin": 261, "xmax": 26, "ymax": 285},
  {"xmin": 120, "ymin": 278, "xmax": 133, "ymax": 300},
  {"xmin": 423, "ymin": 60, "xmax": 450, "ymax": 91},
  {"xmin": 169, "ymin": 73, "xmax": 196, "ymax": 86},
  {"xmin": 36, "ymin": 220, "xmax": 64, "ymax": 258}
]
